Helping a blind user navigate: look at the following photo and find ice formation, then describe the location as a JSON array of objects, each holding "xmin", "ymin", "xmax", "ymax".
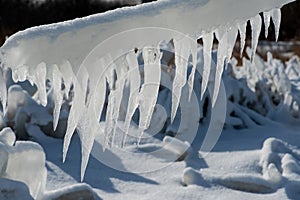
[{"xmin": 0, "ymin": 0, "xmax": 295, "ymax": 178}]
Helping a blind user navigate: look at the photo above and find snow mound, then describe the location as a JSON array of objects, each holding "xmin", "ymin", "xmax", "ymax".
[
  {"xmin": 3, "ymin": 141, "xmax": 47, "ymax": 199},
  {"xmin": 183, "ymin": 137, "xmax": 300, "ymax": 195},
  {"xmin": 44, "ymin": 183, "xmax": 96, "ymax": 200},
  {"xmin": 0, "ymin": 127, "xmax": 15, "ymax": 146}
]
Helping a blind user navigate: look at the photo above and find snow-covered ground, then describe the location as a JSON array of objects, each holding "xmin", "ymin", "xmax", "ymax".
[{"xmin": 34, "ymin": 120, "xmax": 300, "ymax": 200}]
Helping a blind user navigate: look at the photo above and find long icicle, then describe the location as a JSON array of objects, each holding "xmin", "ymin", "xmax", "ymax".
[
  {"xmin": 238, "ymin": 21, "xmax": 247, "ymax": 57},
  {"xmin": 171, "ymin": 36, "xmax": 191, "ymax": 122},
  {"xmin": 122, "ymin": 51, "xmax": 141, "ymax": 147},
  {"xmin": 51, "ymin": 64, "xmax": 63, "ymax": 131},
  {"xmin": 250, "ymin": 14, "xmax": 262, "ymax": 62},
  {"xmin": 201, "ymin": 32, "xmax": 214, "ymax": 100},
  {"xmin": 212, "ymin": 28, "xmax": 228, "ymax": 107},
  {"xmin": 138, "ymin": 46, "xmax": 161, "ymax": 144},
  {"xmin": 187, "ymin": 38, "xmax": 198, "ymax": 101},
  {"xmin": 271, "ymin": 8, "xmax": 281, "ymax": 42},
  {"xmin": 263, "ymin": 11, "xmax": 271, "ymax": 38}
]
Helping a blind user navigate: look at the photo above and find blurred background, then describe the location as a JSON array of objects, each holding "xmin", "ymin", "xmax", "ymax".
[{"xmin": 0, "ymin": 0, "xmax": 299, "ymax": 60}]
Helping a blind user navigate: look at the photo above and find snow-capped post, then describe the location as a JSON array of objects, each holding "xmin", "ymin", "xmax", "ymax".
[{"xmin": 0, "ymin": 0, "xmax": 295, "ymax": 179}]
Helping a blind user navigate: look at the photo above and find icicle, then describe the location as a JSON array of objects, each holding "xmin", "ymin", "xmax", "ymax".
[
  {"xmin": 250, "ymin": 14, "xmax": 262, "ymax": 62},
  {"xmin": 77, "ymin": 59, "xmax": 107, "ymax": 179},
  {"xmin": 138, "ymin": 46, "xmax": 162, "ymax": 144},
  {"xmin": 122, "ymin": 51, "xmax": 141, "ymax": 146},
  {"xmin": 0, "ymin": 68, "xmax": 7, "ymax": 114},
  {"xmin": 201, "ymin": 32, "xmax": 214, "ymax": 100},
  {"xmin": 103, "ymin": 90, "xmax": 116, "ymax": 150},
  {"xmin": 103, "ymin": 57, "xmax": 117, "ymax": 150},
  {"xmin": 59, "ymin": 60, "xmax": 73, "ymax": 99},
  {"xmin": 77, "ymin": 103, "xmax": 96, "ymax": 181},
  {"xmin": 171, "ymin": 36, "xmax": 191, "ymax": 122},
  {"xmin": 271, "ymin": 8, "xmax": 281, "ymax": 42},
  {"xmin": 63, "ymin": 67, "xmax": 88, "ymax": 162},
  {"xmin": 92, "ymin": 59, "xmax": 107, "ymax": 122},
  {"xmin": 226, "ymin": 26, "xmax": 238, "ymax": 61},
  {"xmin": 12, "ymin": 65, "xmax": 28, "ymax": 82},
  {"xmin": 238, "ymin": 21, "xmax": 247, "ymax": 57},
  {"xmin": 212, "ymin": 28, "xmax": 228, "ymax": 107},
  {"xmin": 263, "ymin": 11, "xmax": 271, "ymax": 38},
  {"xmin": 187, "ymin": 38, "xmax": 198, "ymax": 101},
  {"xmin": 35, "ymin": 62, "xmax": 47, "ymax": 106},
  {"xmin": 110, "ymin": 53, "xmax": 128, "ymax": 147},
  {"xmin": 51, "ymin": 65, "xmax": 63, "ymax": 131}
]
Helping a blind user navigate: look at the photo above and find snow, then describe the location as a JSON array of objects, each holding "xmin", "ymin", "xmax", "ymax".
[
  {"xmin": 0, "ymin": 0, "xmax": 295, "ymax": 177},
  {"xmin": 0, "ymin": 0, "xmax": 299, "ymax": 199},
  {"xmin": 2, "ymin": 141, "xmax": 47, "ymax": 200},
  {"xmin": 0, "ymin": 127, "xmax": 16, "ymax": 146}
]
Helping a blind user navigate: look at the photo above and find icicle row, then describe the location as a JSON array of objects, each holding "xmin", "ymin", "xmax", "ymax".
[{"xmin": 4, "ymin": 7, "xmax": 282, "ymax": 181}]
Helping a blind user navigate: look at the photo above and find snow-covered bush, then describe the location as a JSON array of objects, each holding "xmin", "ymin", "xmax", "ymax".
[{"xmin": 0, "ymin": 127, "xmax": 47, "ymax": 199}]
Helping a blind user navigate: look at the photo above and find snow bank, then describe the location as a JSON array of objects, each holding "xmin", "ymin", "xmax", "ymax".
[
  {"xmin": 4, "ymin": 141, "xmax": 47, "ymax": 199},
  {"xmin": 44, "ymin": 183, "xmax": 96, "ymax": 200},
  {"xmin": 182, "ymin": 137, "xmax": 300, "ymax": 195},
  {"xmin": 0, "ymin": 127, "xmax": 15, "ymax": 146}
]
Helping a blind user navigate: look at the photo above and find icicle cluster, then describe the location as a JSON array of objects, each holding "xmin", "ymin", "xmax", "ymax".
[{"xmin": 0, "ymin": 2, "xmax": 287, "ymax": 180}]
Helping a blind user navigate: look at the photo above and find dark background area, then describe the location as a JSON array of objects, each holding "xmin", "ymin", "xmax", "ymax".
[{"xmin": 0, "ymin": 0, "xmax": 299, "ymax": 46}]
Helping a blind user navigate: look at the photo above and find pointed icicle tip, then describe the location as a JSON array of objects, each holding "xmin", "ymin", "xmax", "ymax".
[
  {"xmin": 271, "ymin": 8, "xmax": 281, "ymax": 42},
  {"xmin": 263, "ymin": 11, "xmax": 271, "ymax": 39},
  {"xmin": 250, "ymin": 14, "xmax": 262, "ymax": 62},
  {"xmin": 200, "ymin": 31, "xmax": 214, "ymax": 100},
  {"xmin": 188, "ymin": 38, "xmax": 198, "ymax": 102},
  {"xmin": 238, "ymin": 21, "xmax": 247, "ymax": 58}
]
